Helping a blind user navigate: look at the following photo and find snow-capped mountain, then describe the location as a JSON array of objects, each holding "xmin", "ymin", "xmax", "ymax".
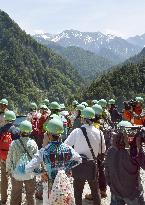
[
  {"xmin": 127, "ymin": 33, "xmax": 145, "ymax": 47},
  {"xmin": 34, "ymin": 29, "xmax": 142, "ymax": 62}
]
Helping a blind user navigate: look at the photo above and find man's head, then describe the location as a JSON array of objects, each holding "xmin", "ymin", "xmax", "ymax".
[
  {"xmin": 19, "ymin": 120, "xmax": 32, "ymax": 137},
  {"xmin": 39, "ymin": 104, "xmax": 49, "ymax": 114},
  {"xmin": 98, "ymin": 99, "xmax": 107, "ymax": 109},
  {"xmin": 76, "ymin": 104, "xmax": 85, "ymax": 117},
  {"xmin": 43, "ymin": 118, "xmax": 64, "ymax": 141},
  {"xmin": 49, "ymin": 102, "xmax": 61, "ymax": 115},
  {"xmin": 4, "ymin": 110, "xmax": 16, "ymax": 123},
  {"xmin": 113, "ymin": 120, "xmax": 133, "ymax": 149},
  {"xmin": 72, "ymin": 100, "xmax": 79, "ymax": 109},
  {"xmin": 29, "ymin": 102, "xmax": 37, "ymax": 112},
  {"xmin": 0, "ymin": 98, "xmax": 8, "ymax": 113},
  {"xmin": 81, "ymin": 107, "xmax": 95, "ymax": 125}
]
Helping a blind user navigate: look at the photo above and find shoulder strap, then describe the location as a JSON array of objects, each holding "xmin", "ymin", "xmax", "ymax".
[
  {"xmin": 100, "ymin": 130, "xmax": 103, "ymax": 154},
  {"xmin": 19, "ymin": 138, "xmax": 32, "ymax": 160},
  {"xmin": 80, "ymin": 127, "xmax": 96, "ymax": 161}
]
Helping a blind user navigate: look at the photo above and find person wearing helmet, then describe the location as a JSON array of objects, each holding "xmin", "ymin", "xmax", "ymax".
[
  {"xmin": 81, "ymin": 102, "xmax": 88, "ymax": 107},
  {"xmin": 27, "ymin": 102, "xmax": 41, "ymax": 141},
  {"xmin": 49, "ymin": 101, "xmax": 61, "ymax": 115},
  {"xmin": 65, "ymin": 107, "xmax": 106, "ymax": 205},
  {"xmin": 6, "ymin": 120, "xmax": 38, "ymax": 205},
  {"xmin": 131, "ymin": 97, "xmax": 145, "ymax": 126},
  {"xmin": 21, "ymin": 118, "xmax": 81, "ymax": 201},
  {"xmin": 69, "ymin": 100, "xmax": 79, "ymax": 128},
  {"xmin": 0, "ymin": 98, "xmax": 9, "ymax": 128},
  {"xmin": 92, "ymin": 100, "xmax": 98, "ymax": 106},
  {"xmin": 27, "ymin": 102, "xmax": 39, "ymax": 120},
  {"xmin": 108, "ymin": 99, "xmax": 122, "ymax": 126},
  {"xmin": 91, "ymin": 104, "xmax": 107, "ymax": 198},
  {"xmin": 72, "ymin": 100, "xmax": 79, "ymax": 108},
  {"xmin": 72, "ymin": 104, "xmax": 85, "ymax": 130},
  {"xmin": 92, "ymin": 104, "xmax": 103, "ymax": 129},
  {"xmin": 36, "ymin": 104, "xmax": 51, "ymax": 149},
  {"xmin": 42, "ymin": 99, "xmax": 50, "ymax": 107},
  {"xmin": 0, "ymin": 111, "xmax": 19, "ymax": 205},
  {"xmin": 105, "ymin": 121, "xmax": 145, "ymax": 205},
  {"xmin": 98, "ymin": 99, "xmax": 111, "ymax": 125}
]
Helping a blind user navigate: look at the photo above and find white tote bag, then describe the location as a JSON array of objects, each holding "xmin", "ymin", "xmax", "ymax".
[{"xmin": 47, "ymin": 170, "xmax": 75, "ymax": 205}]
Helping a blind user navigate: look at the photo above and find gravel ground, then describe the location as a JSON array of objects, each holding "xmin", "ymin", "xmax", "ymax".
[{"xmin": 1, "ymin": 170, "xmax": 145, "ymax": 205}]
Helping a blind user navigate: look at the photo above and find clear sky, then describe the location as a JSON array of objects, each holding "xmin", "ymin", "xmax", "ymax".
[{"xmin": 1, "ymin": 0, "xmax": 145, "ymax": 38}]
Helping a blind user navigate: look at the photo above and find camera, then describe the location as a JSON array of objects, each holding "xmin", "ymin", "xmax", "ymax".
[{"xmin": 123, "ymin": 100, "xmax": 136, "ymax": 110}]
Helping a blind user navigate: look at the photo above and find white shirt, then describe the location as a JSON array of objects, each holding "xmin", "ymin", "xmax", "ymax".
[{"xmin": 64, "ymin": 124, "xmax": 106, "ymax": 159}]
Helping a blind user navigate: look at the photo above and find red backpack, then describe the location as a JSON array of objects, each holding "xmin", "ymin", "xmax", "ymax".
[{"xmin": 0, "ymin": 131, "xmax": 12, "ymax": 160}]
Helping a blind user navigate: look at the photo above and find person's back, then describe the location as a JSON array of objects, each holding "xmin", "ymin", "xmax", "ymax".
[
  {"xmin": 24, "ymin": 118, "xmax": 81, "ymax": 201},
  {"xmin": 105, "ymin": 147, "xmax": 142, "ymax": 199},
  {"xmin": 6, "ymin": 120, "xmax": 38, "ymax": 205},
  {"xmin": 65, "ymin": 107, "xmax": 106, "ymax": 205},
  {"xmin": 105, "ymin": 127, "xmax": 145, "ymax": 205},
  {"xmin": 42, "ymin": 141, "xmax": 81, "ymax": 179},
  {"xmin": 65, "ymin": 124, "xmax": 105, "ymax": 159}
]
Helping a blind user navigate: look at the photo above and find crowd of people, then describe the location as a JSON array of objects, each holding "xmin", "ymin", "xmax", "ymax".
[{"xmin": 0, "ymin": 96, "xmax": 145, "ymax": 205}]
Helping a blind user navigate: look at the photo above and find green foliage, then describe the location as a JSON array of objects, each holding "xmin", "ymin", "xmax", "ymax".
[
  {"xmin": 83, "ymin": 56, "xmax": 145, "ymax": 108},
  {"xmin": 34, "ymin": 38, "xmax": 113, "ymax": 84},
  {"xmin": 0, "ymin": 10, "xmax": 83, "ymax": 113}
]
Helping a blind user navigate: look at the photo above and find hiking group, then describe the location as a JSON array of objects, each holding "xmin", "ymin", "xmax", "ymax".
[{"xmin": 0, "ymin": 96, "xmax": 145, "ymax": 205}]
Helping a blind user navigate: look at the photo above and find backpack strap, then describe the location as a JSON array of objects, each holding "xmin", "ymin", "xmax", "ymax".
[
  {"xmin": 100, "ymin": 130, "xmax": 103, "ymax": 154},
  {"xmin": 80, "ymin": 127, "xmax": 96, "ymax": 162},
  {"xmin": 19, "ymin": 138, "xmax": 32, "ymax": 160}
]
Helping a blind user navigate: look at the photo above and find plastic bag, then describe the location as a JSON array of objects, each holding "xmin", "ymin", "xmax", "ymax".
[
  {"xmin": 49, "ymin": 170, "xmax": 75, "ymax": 205},
  {"xmin": 12, "ymin": 153, "xmax": 34, "ymax": 181}
]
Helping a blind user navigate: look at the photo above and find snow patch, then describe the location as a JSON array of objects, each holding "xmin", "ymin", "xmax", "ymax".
[{"xmin": 42, "ymin": 34, "xmax": 50, "ymax": 39}]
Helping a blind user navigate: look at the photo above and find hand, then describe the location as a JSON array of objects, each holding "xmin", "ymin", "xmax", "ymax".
[
  {"xmin": 41, "ymin": 172, "xmax": 48, "ymax": 182},
  {"xmin": 17, "ymin": 164, "xmax": 25, "ymax": 174},
  {"xmin": 6, "ymin": 172, "xmax": 10, "ymax": 178},
  {"xmin": 66, "ymin": 170, "xmax": 72, "ymax": 177}
]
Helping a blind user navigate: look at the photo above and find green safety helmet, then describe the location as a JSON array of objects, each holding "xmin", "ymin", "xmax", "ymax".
[
  {"xmin": 108, "ymin": 99, "xmax": 116, "ymax": 105},
  {"xmin": 92, "ymin": 104, "xmax": 103, "ymax": 115},
  {"xmin": 4, "ymin": 110, "xmax": 16, "ymax": 121},
  {"xmin": 117, "ymin": 120, "xmax": 132, "ymax": 128},
  {"xmin": 81, "ymin": 102, "xmax": 88, "ymax": 107},
  {"xmin": 60, "ymin": 103, "xmax": 65, "ymax": 109},
  {"xmin": 44, "ymin": 118, "xmax": 64, "ymax": 134},
  {"xmin": 30, "ymin": 102, "xmax": 37, "ymax": 109},
  {"xmin": 92, "ymin": 100, "xmax": 98, "ymax": 105},
  {"xmin": 39, "ymin": 104, "xmax": 48, "ymax": 110},
  {"xmin": 19, "ymin": 120, "xmax": 32, "ymax": 133},
  {"xmin": 72, "ymin": 100, "xmax": 79, "ymax": 106},
  {"xmin": 98, "ymin": 99, "xmax": 107, "ymax": 108},
  {"xmin": 0, "ymin": 98, "xmax": 8, "ymax": 106},
  {"xmin": 81, "ymin": 107, "xmax": 95, "ymax": 119},
  {"xmin": 49, "ymin": 102, "xmax": 61, "ymax": 110},
  {"xmin": 76, "ymin": 104, "xmax": 85, "ymax": 111},
  {"xmin": 43, "ymin": 99, "xmax": 50, "ymax": 106},
  {"xmin": 49, "ymin": 114, "xmax": 61, "ymax": 120},
  {"xmin": 135, "ymin": 97, "xmax": 144, "ymax": 103}
]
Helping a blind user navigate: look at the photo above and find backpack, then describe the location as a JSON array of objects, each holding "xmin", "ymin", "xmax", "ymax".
[{"xmin": 0, "ymin": 131, "xmax": 12, "ymax": 160}]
